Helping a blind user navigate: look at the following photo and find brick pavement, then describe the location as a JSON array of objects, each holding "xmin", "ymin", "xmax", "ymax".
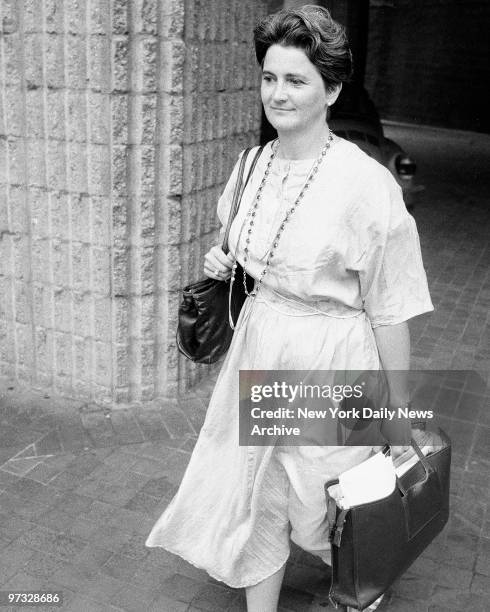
[{"xmin": 0, "ymin": 126, "xmax": 489, "ymax": 611}]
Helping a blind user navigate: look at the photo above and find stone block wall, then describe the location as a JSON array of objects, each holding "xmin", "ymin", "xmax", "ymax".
[{"xmin": 0, "ymin": 0, "xmax": 267, "ymax": 404}]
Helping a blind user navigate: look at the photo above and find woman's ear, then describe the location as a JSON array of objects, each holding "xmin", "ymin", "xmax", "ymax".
[{"xmin": 326, "ymin": 83, "xmax": 342, "ymax": 108}]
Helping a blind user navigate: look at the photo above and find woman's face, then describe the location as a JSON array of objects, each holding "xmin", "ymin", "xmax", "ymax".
[{"xmin": 261, "ymin": 44, "xmax": 339, "ymax": 136}]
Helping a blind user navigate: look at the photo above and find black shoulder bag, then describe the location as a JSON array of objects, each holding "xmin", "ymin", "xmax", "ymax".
[{"xmin": 176, "ymin": 146, "xmax": 263, "ymax": 364}]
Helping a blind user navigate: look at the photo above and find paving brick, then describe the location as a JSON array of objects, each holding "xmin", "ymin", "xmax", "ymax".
[
  {"xmin": 128, "ymin": 557, "xmax": 176, "ymax": 594},
  {"xmin": 0, "ymin": 539, "xmax": 36, "ymax": 584},
  {"xmin": 64, "ymin": 595, "xmax": 122, "ymax": 612},
  {"xmin": 102, "ymin": 504, "xmax": 153, "ymax": 534},
  {"xmin": 80, "ymin": 409, "xmax": 113, "ymax": 437},
  {"xmin": 63, "ymin": 451, "xmax": 103, "ymax": 478},
  {"xmin": 76, "ymin": 478, "xmax": 139, "ymax": 507},
  {"xmin": 0, "ymin": 513, "xmax": 36, "ymax": 543},
  {"xmin": 0, "ymin": 568, "xmax": 38, "ymax": 593},
  {"xmin": 1, "ymin": 457, "xmax": 42, "ymax": 478},
  {"xmin": 450, "ymin": 496, "xmax": 486, "ymax": 535},
  {"xmin": 470, "ymin": 573, "xmax": 490, "ymax": 596},
  {"xmin": 34, "ymin": 507, "xmax": 76, "ymax": 533},
  {"xmin": 57, "ymin": 422, "xmax": 95, "ymax": 454},
  {"xmin": 387, "ymin": 597, "xmax": 427, "ymax": 612},
  {"xmin": 7, "ymin": 478, "xmax": 64, "ymax": 508},
  {"xmin": 18, "ymin": 525, "xmax": 86, "ymax": 562},
  {"xmin": 35, "ymin": 429, "xmax": 64, "ymax": 456},
  {"xmin": 86, "ymin": 524, "xmax": 133, "ymax": 554},
  {"xmin": 161, "ymin": 407, "xmax": 196, "ymax": 438},
  {"xmin": 130, "ymin": 456, "xmax": 170, "ymax": 478},
  {"xmin": 99, "ymin": 552, "xmax": 137, "ymax": 582},
  {"xmin": 0, "ymin": 490, "xmax": 51, "ymax": 520},
  {"xmin": 0, "ymin": 430, "xmax": 36, "ymax": 457},
  {"xmin": 133, "ymin": 411, "xmax": 172, "ymax": 443},
  {"xmin": 124, "ymin": 490, "xmax": 162, "ymax": 515},
  {"xmin": 180, "ymin": 437, "xmax": 197, "ymax": 452},
  {"xmin": 121, "ymin": 439, "xmax": 176, "ymax": 461},
  {"xmin": 160, "ymin": 573, "xmax": 207, "ymax": 603},
  {"xmin": 147, "ymin": 595, "xmax": 188, "ymax": 612},
  {"xmin": 191, "ymin": 583, "xmax": 238, "ymax": 611},
  {"xmin": 139, "ymin": 475, "xmax": 177, "ymax": 500},
  {"xmin": 110, "ymin": 582, "xmax": 157, "ymax": 612},
  {"xmin": 393, "ymin": 572, "xmax": 434, "ymax": 602},
  {"xmin": 50, "ymin": 561, "xmax": 98, "ymax": 593},
  {"xmin": 86, "ymin": 462, "xmax": 127, "ymax": 483},
  {"xmin": 407, "ymin": 554, "xmax": 438, "ymax": 578},
  {"xmin": 113, "ymin": 531, "xmax": 149, "ymax": 561},
  {"xmin": 434, "ymin": 562, "xmax": 473, "ymax": 590},
  {"xmin": 115, "ymin": 470, "xmax": 152, "ymax": 493},
  {"xmin": 430, "ymin": 586, "xmax": 488, "ymax": 612},
  {"xmin": 447, "ymin": 420, "xmax": 476, "ymax": 457},
  {"xmin": 475, "ymin": 550, "xmax": 490, "ymax": 577},
  {"xmin": 49, "ymin": 470, "xmax": 85, "ymax": 492},
  {"xmin": 108, "ymin": 410, "xmax": 146, "ymax": 445},
  {"xmin": 160, "ymin": 451, "xmax": 191, "ymax": 485},
  {"xmin": 67, "ymin": 573, "xmax": 125, "ymax": 604},
  {"xmin": 48, "ymin": 491, "xmax": 93, "ymax": 517},
  {"xmin": 72, "ymin": 545, "xmax": 114, "ymax": 576},
  {"xmin": 23, "ymin": 550, "xmax": 68, "ymax": 580},
  {"xmin": 172, "ymin": 556, "xmax": 212, "ymax": 584},
  {"xmin": 25, "ymin": 460, "xmax": 68, "ymax": 485},
  {"xmin": 80, "ymin": 499, "xmax": 117, "ymax": 523}
]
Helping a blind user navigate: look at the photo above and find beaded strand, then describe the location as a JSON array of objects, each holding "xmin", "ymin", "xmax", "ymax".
[{"xmin": 231, "ymin": 131, "xmax": 333, "ymax": 299}]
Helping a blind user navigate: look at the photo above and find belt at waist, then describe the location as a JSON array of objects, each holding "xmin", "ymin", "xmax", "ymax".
[{"xmin": 252, "ymin": 286, "xmax": 365, "ymax": 319}]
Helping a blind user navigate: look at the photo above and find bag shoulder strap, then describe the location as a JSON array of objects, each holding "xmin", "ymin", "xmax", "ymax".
[{"xmin": 222, "ymin": 145, "xmax": 264, "ymax": 253}]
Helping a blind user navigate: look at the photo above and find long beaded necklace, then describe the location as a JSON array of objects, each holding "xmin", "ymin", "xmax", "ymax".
[{"xmin": 231, "ymin": 131, "xmax": 333, "ymax": 299}]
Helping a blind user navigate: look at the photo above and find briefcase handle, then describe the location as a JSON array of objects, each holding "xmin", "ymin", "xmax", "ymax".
[{"xmin": 325, "ymin": 429, "xmax": 449, "ymax": 506}]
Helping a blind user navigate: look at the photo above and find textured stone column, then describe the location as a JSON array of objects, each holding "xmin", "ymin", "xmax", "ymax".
[
  {"xmin": 0, "ymin": 0, "xmax": 116, "ymax": 403},
  {"xmin": 0, "ymin": 0, "xmax": 267, "ymax": 405},
  {"xmin": 168, "ymin": 0, "xmax": 268, "ymax": 397}
]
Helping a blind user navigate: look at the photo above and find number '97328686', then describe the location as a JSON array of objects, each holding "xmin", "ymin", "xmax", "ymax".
[{"xmin": 0, "ymin": 591, "xmax": 63, "ymax": 606}]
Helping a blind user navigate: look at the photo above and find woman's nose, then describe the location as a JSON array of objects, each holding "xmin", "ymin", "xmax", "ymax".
[{"xmin": 272, "ymin": 81, "xmax": 287, "ymax": 102}]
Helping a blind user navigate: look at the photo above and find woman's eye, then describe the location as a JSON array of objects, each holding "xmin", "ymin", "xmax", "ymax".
[
  {"xmin": 289, "ymin": 78, "xmax": 303, "ymax": 86},
  {"xmin": 262, "ymin": 75, "xmax": 273, "ymax": 83}
]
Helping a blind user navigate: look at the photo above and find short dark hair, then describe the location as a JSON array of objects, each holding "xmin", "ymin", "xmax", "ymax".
[{"xmin": 253, "ymin": 5, "xmax": 352, "ymax": 92}]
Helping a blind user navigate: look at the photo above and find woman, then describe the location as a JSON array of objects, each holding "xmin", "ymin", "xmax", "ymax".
[{"xmin": 147, "ymin": 6, "xmax": 433, "ymax": 611}]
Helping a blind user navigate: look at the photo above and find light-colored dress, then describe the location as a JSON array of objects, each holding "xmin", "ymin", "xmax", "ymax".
[{"xmin": 146, "ymin": 138, "xmax": 433, "ymax": 587}]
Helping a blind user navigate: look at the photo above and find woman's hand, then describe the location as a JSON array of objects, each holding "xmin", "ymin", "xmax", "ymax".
[
  {"xmin": 411, "ymin": 427, "xmax": 444, "ymax": 454},
  {"xmin": 204, "ymin": 245, "xmax": 235, "ymax": 281},
  {"xmin": 390, "ymin": 445, "xmax": 412, "ymax": 460}
]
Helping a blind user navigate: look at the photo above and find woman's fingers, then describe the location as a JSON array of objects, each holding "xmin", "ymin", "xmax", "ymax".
[
  {"xmin": 390, "ymin": 445, "xmax": 411, "ymax": 460},
  {"xmin": 204, "ymin": 245, "xmax": 234, "ymax": 268},
  {"xmin": 204, "ymin": 263, "xmax": 232, "ymax": 281},
  {"xmin": 412, "ymin": 429, "xmax": 444, "ymax": 454},
  {"xmin": 213, "ymin": 245, "xmax": 235, "ymax": 267},
  {"xmin": 203, "ymin": 245, "xmax": 234, "ymax": 280}
]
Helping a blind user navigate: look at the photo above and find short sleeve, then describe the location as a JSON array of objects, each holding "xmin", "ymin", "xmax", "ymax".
[{"xmin": 355, "ymin": 171, "xmax": 434, "ymax": 328}]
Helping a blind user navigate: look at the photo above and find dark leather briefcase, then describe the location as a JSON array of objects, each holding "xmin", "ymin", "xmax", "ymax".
[{"xmin": 325, "ymin": 430, "xmax": 451, "ymax": 611}]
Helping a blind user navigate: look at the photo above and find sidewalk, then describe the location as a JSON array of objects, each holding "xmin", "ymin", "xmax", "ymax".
[{"xmin": 0, "ymin": 125, "xmax": 489, "ymax": 611}]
